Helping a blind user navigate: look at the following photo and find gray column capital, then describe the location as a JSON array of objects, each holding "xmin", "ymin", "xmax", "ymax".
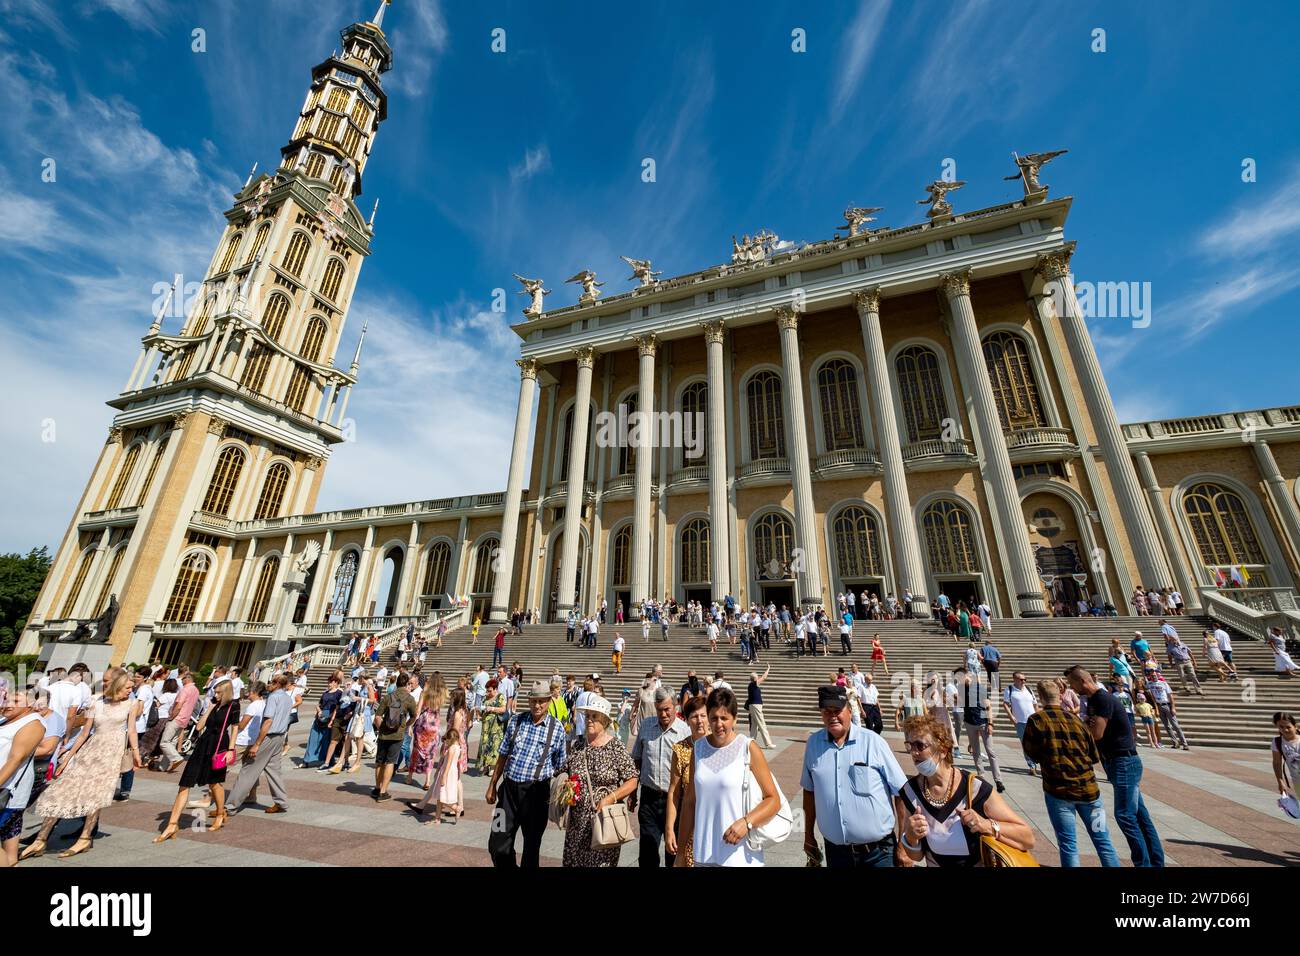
[
  {"xmin": 701, "ymin": 319, "xmax": 726, "ymax": 345},
  {"xmin": 852, "ymin": 286, "xmax": 882, "ymax": 315},
  {"xmin": 516, "ymin": 357, "xmax": 540, "ymax": 381},
  {"xmin": 1034, "ymin": 242, "xmax": 1077, "ymax": 282},
  {"xmin": 938, "ymin": 269, "xmax": 972, "ymax": 299},
  {"xmin": 634, "ymin": 333, "xmax": 658, "ymax": 357},
  {"xmin": 774, "ymin": 306, "xmax": 800, "ymax": 332},
  {"xmin": 573, "ymin": 346, "xmax": 597, "ymax": 370}
]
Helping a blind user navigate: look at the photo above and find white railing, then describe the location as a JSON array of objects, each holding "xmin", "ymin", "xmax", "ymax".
[
  {"xmin": 154, "ymin": 620, "xmax": 271, "ymax": 637},
  {"xmin": 229, "ymin": 492, "xmax": 513, "ymax": 536},
  {"xmin": 901, "ymin": 438, "xmax": 976, "ymax": 461},
  {"xmin": 339, "ymin": 615, "xmax": 425, "ymax": 633},
  {"xmin": 740, "ymin": 457, "xmax": 790, "ymax": 479},
  {"xmin": 1004, "ymin": 426, "xmax": 1073, "ymax": 450},
  {"xmin": 1161, "ymin": 415, "xmax": 1226, "ymax": 436},
  {"xmin": 81, "ymin": 506, "xmax": 140, "ymax": 524},
  {"xmin": 668, "ymin": 465, "xmax": 709, "ymax": 485},
  {"xmin": 1198, "ymin": 587, "xmax": 1300, "ymax": 642},
  {"xmin": 602, "ymin": 474, "xmax": 635, "ymax": 495},
  {"xmin": 191, "ymin": 511, "xmax": 235, "ymax": 532},
  {"xmin": 814, "ymin": 448, "xmax": 880, "ymax": 471}
]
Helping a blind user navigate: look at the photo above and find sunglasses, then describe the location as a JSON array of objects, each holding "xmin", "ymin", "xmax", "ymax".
[{"xmin": 904, "ymin": 740, "xmax": 932, "ymax": 753}]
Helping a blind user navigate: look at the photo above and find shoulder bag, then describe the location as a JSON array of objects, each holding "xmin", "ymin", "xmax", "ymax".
[
  {"xmin": 967, "ymin": 773, "xmax": 1037, "ymax": 867},
  {"xmin": 740, "ymin": 736, "xmax": 793, "ymax": 851},
  {"xmin": 211, "ymin": 703, "xmax": 236, "ymax": 771},
  {"xmin": 585, "ymin": 742, "xmax": 634, "ymax": 850}
]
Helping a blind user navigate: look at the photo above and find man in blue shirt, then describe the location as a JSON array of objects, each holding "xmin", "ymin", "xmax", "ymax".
[{"xmin": 801, "ymin": 685, "xmax": 906, "ymax": 868}]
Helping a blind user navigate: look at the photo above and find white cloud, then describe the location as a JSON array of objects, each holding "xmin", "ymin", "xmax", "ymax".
[
  {"xmin": 510, "ymin": 145, "xmax": 551, "ymax": 183},
  {"xmin": 1159, "ymin": 265, "xmax": 1300, "ymax": 342},
  {"xmin": 829, "ymin": 0, "xmax": 892, "ymax": 124},
  {"xmin": 1195, "ymin": 165, "xmax": 1300, "ymax": 260}
]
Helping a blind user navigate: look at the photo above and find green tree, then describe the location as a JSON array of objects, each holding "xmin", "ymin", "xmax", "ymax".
[{"xmin": 0, "ymin": 547, "xmax": 52, "ymax": 654}]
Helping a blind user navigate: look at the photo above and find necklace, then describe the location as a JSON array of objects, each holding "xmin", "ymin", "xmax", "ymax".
[{"xmin": 922, "ymin": 766, "xmax": 957, "ymax": 804}]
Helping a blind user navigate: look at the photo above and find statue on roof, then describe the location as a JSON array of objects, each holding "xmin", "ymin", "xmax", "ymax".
[
  {"xmin": 620, "ymin": 256, "xmax": 662, "ymax": 287},
  {"xmin": 841, "ymin": 206, "xmax": 883, "ymax": 237},
  {"xmin": 731, "ymin": 230, "xmax": 779, "ymax": 264},
  {"xmin": 513, "ymin": 274, "xmax": 551, "ymax": 317},
  {"xmin": 1005, "ymin": 149, "xmax": 1068, "ymax": 195},
  {"xmin": 917, "ymin": 179, "xmax": 966, "ymax": 218},
  {"xmin": 565, "ymin": 270, "xmax": 604, "ymax": 304}
]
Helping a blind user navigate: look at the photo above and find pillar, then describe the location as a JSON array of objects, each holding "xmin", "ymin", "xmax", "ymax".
[
  {"xmin": 556, "ymin": 347, "xmax": 595, "ymax": 613},
  {"xmin": 775, "ymin": 307, "xmax": 825, "ymax": 607},
  {"xmin": 632, "ymin": 334, "xmax": 656, "ymax": 604},
  {"xmin": 490, "ymin": 358, "xmax": 539, "ymax": 621},
  {"xmin": 1135, "ymin": 452, "xmax": 1200, "ymax": 609},
  {"xmin": 703, "ymin": 321, "xmax": 732, "ymax": 598}
]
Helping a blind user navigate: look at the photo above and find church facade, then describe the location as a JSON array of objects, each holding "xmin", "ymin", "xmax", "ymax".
[{"xmin": 18, "ymin": 9, "xmax": 1300, "ymax": 669}]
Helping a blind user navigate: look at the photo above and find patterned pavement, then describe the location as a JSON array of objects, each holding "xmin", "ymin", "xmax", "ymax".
[{"xmin": 16, "ymin": 716, "xmax": 1300, "ymax": 868}]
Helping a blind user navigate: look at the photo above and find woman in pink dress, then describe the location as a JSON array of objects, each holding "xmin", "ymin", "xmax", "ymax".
[{"xmin": 405, "ymin": 676, "xmax": 447, "ymax": 789}]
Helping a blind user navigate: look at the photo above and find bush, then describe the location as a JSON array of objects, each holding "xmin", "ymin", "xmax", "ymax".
[
  {"xmin": 198, "ymin": 663, "xmax": 215, "ymax": 684},
  {"xmin": 0, "ymin": 654, "xmax": 39, "ymax": 677}
]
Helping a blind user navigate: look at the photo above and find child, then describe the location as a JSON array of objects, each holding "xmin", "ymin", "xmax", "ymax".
[
  {"xmin": 1134, "ymin": 692, "xmax": 1160, "ymax": 748},
  {"xmin": 433, "ymin": 727, "xmax": 463, "ymax": 824},
  {"xmin": 1111, "ymin": 681, "xmax": 1135, "ymax": 721}
]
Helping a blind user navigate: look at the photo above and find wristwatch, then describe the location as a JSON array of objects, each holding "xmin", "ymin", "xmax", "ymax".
[
  {"xmin": 989, "ymin": 819, "xmax": 1002, "ymax": 840},
  {"xmin": 744, "ymin": 817, "xmax": 753, "ymax": 832}
]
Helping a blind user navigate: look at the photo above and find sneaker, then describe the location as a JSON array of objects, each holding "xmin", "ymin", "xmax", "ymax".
[
  {"xmin": 375, "ymin": 792, "xmax": 392, "ymax": 802},
  {"xmin": 316, "ymin": 765, "xmax": 333, "ymax": 774},
  {"xmin": 995, "ymin": 781, "xmax": 1006, "ymax": 794},
  {"xmin": 113, "ymin": 793, "xmax": 130, "ymax": 802}
]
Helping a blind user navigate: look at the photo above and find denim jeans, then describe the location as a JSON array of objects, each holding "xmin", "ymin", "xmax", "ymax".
[
  {"xmin": 1102, "ymin": 754, "xmax": 1165, "ymax": 867},
  {"xmin": 823, "ymin": 834, "xmax": 896, "ymax": 868},
  {"xmin": 492, "ymin": 647, "xmax": 504, "ymax": 667},
  {"xmin": 1043, "ymin": 792, "xmax": 1122, "ymax": 867},
  {"xmin": 1014, "ymin": 721, "xmax": 1036, "ymax": 769}
]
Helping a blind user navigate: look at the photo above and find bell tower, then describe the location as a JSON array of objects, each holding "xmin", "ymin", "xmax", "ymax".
[{"xmin": 18, "ymin": 4, "xmax": 395, "ymax": 666}]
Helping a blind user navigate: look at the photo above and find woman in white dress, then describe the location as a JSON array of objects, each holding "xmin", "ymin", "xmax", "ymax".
[
  {"xmin": 1265, "ymin": 629, "xmax": 1300, "ymax": 677},
  {"xmin": 1271, "ymin": 712, "xmax": 1300, "ymax": 806},
  {"xmin": 674, "ymin": 687, "xmax": 781, "ymax": 867},
  {"xmin": 1202, "ymin": 630, "xmax": 1233, "ymax": 681}
]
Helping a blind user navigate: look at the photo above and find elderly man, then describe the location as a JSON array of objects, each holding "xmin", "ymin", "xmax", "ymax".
[
  {"xmin": 226, "ymin": 673, "xmax": 293, "ymax": 814},
  {"xmin": 1161, "ymin": 623, "xmax": 1204, "ymax": 697},
  {"xmin": 486, "ymin": 679, "xmax": 568, "ymax": 868},
  {"xmin": 802, "ymin": 685, "xmax": 906, "ymax": 868},
  {"xmin": 630, "ymin": 687, "xmax": 689, "ymax": 867}
]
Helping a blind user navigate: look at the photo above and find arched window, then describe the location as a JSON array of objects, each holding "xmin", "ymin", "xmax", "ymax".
[
  {"xmin": 240, "ymin": 293, "xmax": 291, "ymax": 393},
  {"xmin": 329, "ymin": 164, "xmax": 348, "ymax": 195},
  {"xmin": 60, "ymin": 549, "xmax": 95, "ymax": 618},
  {"xmin": 817, "ymin": 359, "xmax": 865, "ymax": 451},
  {"xmin": 753, "ymin": 512, "xmax": 794, "ymax": 577},
  {"xmin": 216, "ymin": 232, "xmax": 242, "ymax": 274},
  {"xmin": 187, "ymin": 292, "xmax": 217, "ymax": 337},
  {"xmin": 472, "ymin": 538, "xmax": 498, "ymax": 594},
  {"xmin": 282, "ymin": 231, "xmax": 312, "ymax": 278},
  {"xmin": 135, "ymin": 436, "xmax": 168, "ymax": 506},
  {"xmin": 284, "ymin": 318, "xmax": 327, "ymax": 412},
  {"xmin": 982, "ymin": 331, "xmax": 1046, "ymax": 431},
  {"xmin": 351, "ymin": 100, "xmax": 371, "ymax": 130},
  {"xmin": 328, "ymin": 550, "xmax": 359, "ymax": 623},
  {"xmin": 895, "ymin": 345, "xmax": 950, "ymax": 442},
  {"xmin": 341, "ymin": 124, "xmax": 362, "ymax": 159},
  {"xmin": 93, "ymin": 546, "xmax": 126, "ymax": 617},
  {"xmin": 611, "ymin": 525, "xmax": 632, "ymax": 588},
  {"xmin": 558, "ymin": 405, "xmax": 593, "ymax": 484},
  {"xmin": 320, "ymin": 258, "xmax": 345, "ymax": 302},
  {"xmin": 304, "ymin": 152, "xmax": 326, "ymax": 180},
  {"xmin": 325, "ymin": 85, "xmax": 350, "ymax": 112},
  {"xmin": 680, "ymin": 381, "xmax": 708, "ymax": 466},
  {"xmin": 617, "ymin": 394, "xmax": 637, "ymax": 477},
  {"xmin": 162, "ymin": 551, "xmax": 211, "ymax": 622},
  {"xmin": 922, "ymin": 500, "xmax": 980, "ymax": 574},
  {"xmin": 421, "ymin": 542, "xmax": 451, "ymax": 597},
  {"xmin": 317, "ymin": 112, "xmax": 342, "ymax": 143},
  {"xmin": 201, "ymin": 446, "xmax": 245, "ymax": 516},
  {"xmin": 679, "ymin": 518, "xmax": 710, "ymax": 585},
  {"xmin": 105, "ymin": 443, "xmax": 141, "ymax": 510},
  {"xmin": 261, "ymin": 292, "xmax": 291, "ymax": 341},
  {"xmin": 833, "ymin": 506, "xmax": 883, "ymax": 578},
  {"xmin": 248, "ymin": 556, "xmax": 280, "ymax": 622},
  {"xmin": 1183, "ymin": 483, "xmax": 1268, "ymax": 577},
  {"xmin": 747, "ymin": 371, "xmax": 786, "ymax": 460},
  {"xmin": 244, "ymin": 222, "xmax": 271, "ymax": 265},
  {"xmin": 254, "ymin": 463, "xmax": 291, "ymax": 520}
]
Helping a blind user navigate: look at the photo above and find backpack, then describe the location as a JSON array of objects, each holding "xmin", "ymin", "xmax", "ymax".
[
  {"xmin": 145, "ymin": 697, "xmax": 160, "ymax": 729},
  {"xmin": 380, "ymin": 692, "xmax": 406, "ymax": 734}
]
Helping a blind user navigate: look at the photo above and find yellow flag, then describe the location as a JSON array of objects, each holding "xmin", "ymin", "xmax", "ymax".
[{"xmin": 1240, "ymin": 565, "xmax": 1251, "ymax": 583}]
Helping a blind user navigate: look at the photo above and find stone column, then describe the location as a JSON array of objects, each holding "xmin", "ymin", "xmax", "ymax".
[
  {"xmin": 556, "ymin": 347, "xmax": 596, "ymax": 614},
  {"xmin": 489, "ymin": 358, "xmax": 540, "ymax": 622},
  {"xmin": 1135, "ymin": 451, "xmax": 1200, "ymax": 609},
  {"xmin": 775, "ymin": 308, "xmax": 824, "ymax": 607},
  {"xmin": 702, "ymin": 321, "xmax": 731, "ymax": 598},
  {"xmin": 632, "ymin": 335, "xmax": 656, "ymax": 604},
  {"xmin": 940, "ymin": 271, "xmax": 1047, "ymax": 617},
  {"xmin": 1037, "ymin": 248, "xmax": 1172, "ymax": 589},
  {"xmin": 854, "ymin": 288, "xmax": 928, "ymax": 614},
  {"xmin": 1253, "ymin": 439, "xmax": 1300, "ymax": 580}
]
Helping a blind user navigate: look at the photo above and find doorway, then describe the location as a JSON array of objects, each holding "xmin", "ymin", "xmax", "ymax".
[
  {"xmin": 684, "ymin": 586, "xmax": 711, "ymax": 606},
  {"xmin": 841, "ymin": 578, "xmax": 884, "ymax": 601},
  {"xmin": 935, "ymin": 577, "xmax": 980, "ymax": 609},
  {"xmin": 760, "ymin": 583, "xmax": 795, "ymax": 612},
  {"xmin": 614, "ymin": 590, "xmax": 631, "ymax": 620}
]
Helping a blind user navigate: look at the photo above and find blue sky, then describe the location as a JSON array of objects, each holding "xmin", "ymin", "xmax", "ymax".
[{"xmin": 2, "ymin": 0, "xmax": 1299, "ymax": 553}]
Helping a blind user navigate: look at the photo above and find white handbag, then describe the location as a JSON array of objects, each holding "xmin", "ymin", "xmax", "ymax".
[{"xmin": 740, "ymin": 736, "xmax": 793, "ymax": 851}]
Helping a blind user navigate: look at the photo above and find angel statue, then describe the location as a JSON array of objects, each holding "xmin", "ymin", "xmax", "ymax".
[
  {"xmin": 565, "ymin": 269, "xmax": 605, "ymax": 304},
  {"xmin": 295, "ymin": 539, "xmax": 322, "ymax": 574},
  {"xmin": 620, "ymin": 255, "xmax": 662, "ymax": 287},
  {"xmin": 841, "ymin": 206, "xmax": 883, "ymax": 237},
  {"xmin": 513, "ymin": 274, "xmax": 551, "ymax": 317},
  {"xmin": 916, "ymin": 179, "xmax": 966, "ymax": 218},
  {"xmin": 1004, "ymin": 149, "xmax": 1068, "ymax": 195}
]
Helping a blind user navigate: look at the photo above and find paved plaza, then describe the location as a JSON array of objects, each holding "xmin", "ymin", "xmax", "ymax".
[{"xmin": 17, "ymin": 716, "xmax": 1300, "ymax": 868}]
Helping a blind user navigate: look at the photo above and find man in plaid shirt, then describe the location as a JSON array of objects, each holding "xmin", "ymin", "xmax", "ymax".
[
  {"xmin": 1021, "ymin": 679, "xmax": 1122, "ymax": 867},
  {"xmin": 485, "ymin": 680, "xmax": 568, "ymax": 867}
]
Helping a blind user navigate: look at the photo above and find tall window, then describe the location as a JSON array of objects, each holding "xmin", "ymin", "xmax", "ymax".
[
  {"xmin": 611, "ymin": 525, "xmax": 632, "ymax": 587},
  {"xmin": 216, "ymin": 232, "xmax": 242, "ymax": 274},
  {"xmin": 617, "ymin": 395, "xmax": 637, "ymax": 476},
  {"xmin": 746, "ymin": 371, "xmax": 786, "ymax": 460},
  {"xmin": 472, "ymin": 538, "xmax": 498, "ymax": 594},
  {"xmin": 282, "ymin": 231, "xmax": 311, "ymax": 278},
  {"xmin": 244, "ymin": 222, "xmax": 271, "ymax": 265},
  {"xmin": 187, "ymin": 292, "xmax": 217, "ymax": 337},
  {"xmin": 341, "ymin": 125, "xmax": 362, "ymax": 159},
  {"xmin": 60, "ymin": 549, "xmax": 95, "ymax": 618},
  {"xmin": 922, "ymin": 500, "xmax": 980, "ymax": 574},
  {"xmin": 284, "ymin": 318, "xmax": 327, "ymax": 412},
  {"xmin": 261, "ymin": 293, "xmax": 291, "ymax": 341},
  {"xmin": 320, "ymin": 259, "xmax": 345, "ymax": 302},
  {"xmin": 329, "ymin": 551, "xmax": 359, "ymax": 622},
  {"xmin": 325, "ymin": 86, "xmax": 350, "ymax": 111},
  {"xmin": 895, "ymin": 346, "xmax": 950, "ymax": 442},
  {"xmin": 304, "ymin": 152, "xmax": 326, "ymax": 180},
  {"xmin": 162, "ymin": 552, "xmax": 211, "ymax": 622},
  {"xmin": 135, "ymin": 436, "xmax": 168, "ymax": 506},
  {"xmin": 317, "ymin": 112, "xmax": 342, "ymax": 143},
  {"xmin": 817, "ymin": 359, "xmax": 865, "ymax": 451},
  {"xmin": 1183, "ymin": 483, "xmax": 1267, "ymax": 572},
  {"xmin": 254, "ymin": 463, "xmax": 291, "ymax": 520},
  {"xmin": 679, "ymin": 518, "xmax": 710, "ymax": 584},
  {"xmin": 680, "ymin": 381, "xmax": 708, "ymax": 466},
  {"xmin": 241, "ymin": 293, "xmax": 291, "ymax": 393},
  {"xmin": 201, "ymin": 446, "xmax": 245, "ymax": 516},
  {"xmin": 93, "ymin": 547, "xmax": 126, "ymax": 617},
  {"xmin": 421, "ymin": 542, "xmax": 451, "ymax": 597},
  {"xmin": 753, "ymin": 512, "xmax": 794, "ymax": 576},
  {"xmin": 833, "ymin": 506, "xmax": 883, "ymax": 578},
  {"xmin": 329, "ymin": 164, "xmax": 348, "ymax": 195},
  {"xmin": 558, "ymin": 405, "xmax": 592, "ymax": 483},
  {"xmin": 248, "ymin": 557, "xmax": 280, "ymax": 622},
  {"xmin": 105, "ymin": 443, "xmax": 141, "ymax": 510},
  {"xmin": 982, "ymin": 331, "xmax": 1047, "ymax": 431},
  {"xmin": 351, "ymin": 100, "xmax": 371, "ymax": 129}
]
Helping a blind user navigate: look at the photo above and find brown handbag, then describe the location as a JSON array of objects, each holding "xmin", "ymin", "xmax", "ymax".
[
  {"xmin": 967, "ymin": 774, "xmax": 1038, "ymax": 867},
  {"xmin": 583, "ymin": 746, "xmax": 634, "ymax": 849}
]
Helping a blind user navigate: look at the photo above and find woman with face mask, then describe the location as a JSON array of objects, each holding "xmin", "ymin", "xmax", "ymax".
[{"xmin": 893, "ymin": 713, "xmax": 1034, "ymax": 867}]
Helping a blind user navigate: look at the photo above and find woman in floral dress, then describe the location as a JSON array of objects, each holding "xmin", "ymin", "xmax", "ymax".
[
  {"xmin": 406, "ymin": 678, "xmax": 447, "ymax": 789},
  {"xmin": 561, "ymin": 696, "xmax": 638, "ymax": 867},
  {"xmin": 475, "ymin": 679, "xmax": 508, "ymax": 773},
  {"xmin": 665, "ymin": 694, "xmax": 709, "ymax": 866}
]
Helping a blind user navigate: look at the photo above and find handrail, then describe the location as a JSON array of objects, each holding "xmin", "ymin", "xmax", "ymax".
[{"xmin": 1197, "ymin": 587, "xmax": 1300, "ymax": 642}]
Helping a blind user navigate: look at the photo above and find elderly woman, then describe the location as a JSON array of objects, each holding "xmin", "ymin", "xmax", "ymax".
[
  {"xmin": 0, "ymin": 689, "xmax": 52, "ymax": 866},
  {"xmin": 562, "ymin": 695, "xmax": 638, "ymax": 867},
  {"xmin": 476, "ymin": 678, "xmax": 508, "ymax": 773},
  {"xmin": 895, "ymin": 713, "xmax": 1034, "ymax": 866},
  {"xmin": 665, "ymin": 694, "xmax": 710, "ymax": 866},
  {"xmin": 675, "ymin": 687, "xmax": 782, "ymax": 867}
]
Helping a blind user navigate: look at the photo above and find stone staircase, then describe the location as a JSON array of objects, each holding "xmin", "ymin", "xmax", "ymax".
[{"xmin": 300, "ymin": 615, "xmax": 1298, "ymax": 749}]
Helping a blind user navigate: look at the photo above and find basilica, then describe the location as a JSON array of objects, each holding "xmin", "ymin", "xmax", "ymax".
[{"xmin": 18, "ymin": 6, "xmax": 1300, "ymax": 670}]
